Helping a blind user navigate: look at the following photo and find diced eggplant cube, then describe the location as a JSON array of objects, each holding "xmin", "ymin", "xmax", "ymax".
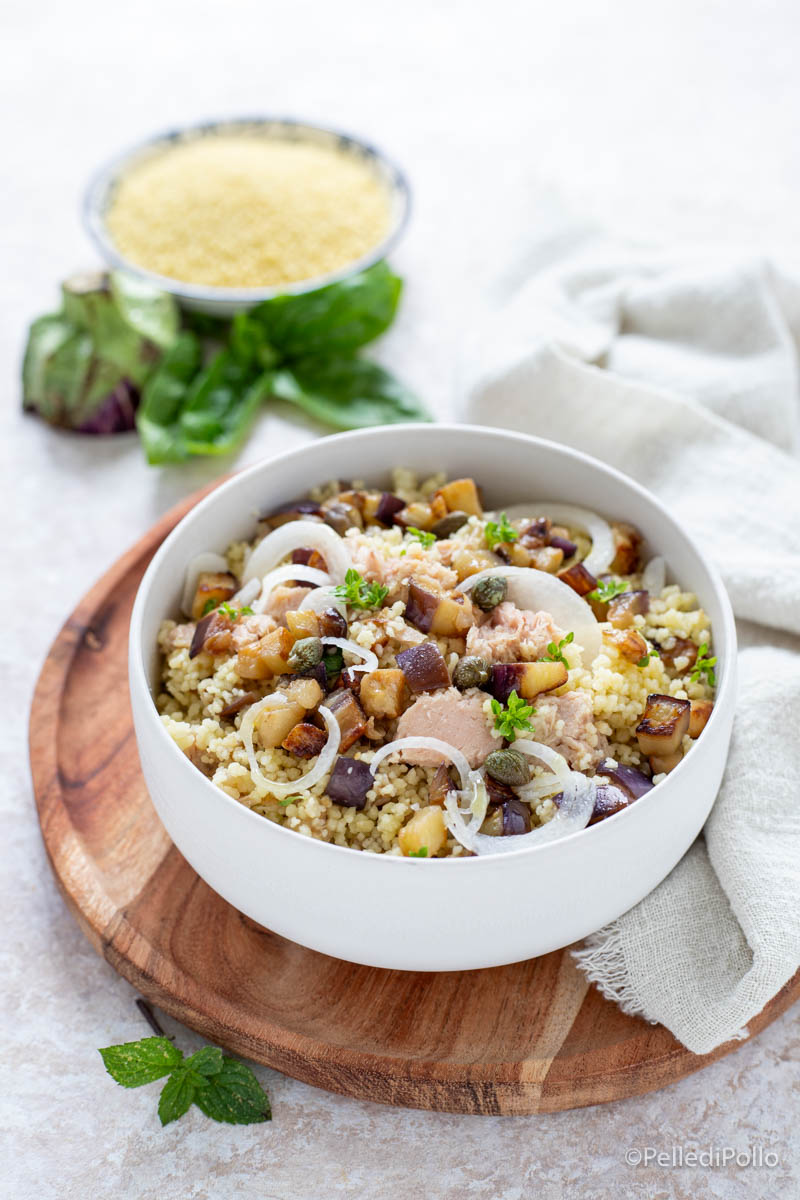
[
  {"xmin": 396, "ymin": 642, "xmax": 451, "ymax": 693},
  {"xmin": 218, "ymin": 691, "xmax": 259, "ymax": 721},
  {"xmin": 433, "ymin": 478, "xmax": 483, "ymax": 518},
  {"xmin": 548, "ymin": 534, "xmax": 578, "ymax": 558},
  {"xmin": 259, "ymin": 500, "xmax": 323, "ymax": 531},
  {"xmin": 649, "ymin": 751, "xmax": 683, "ymax": 775},
  {"xmin": 635, "ymin": 694, "xmax": 691, "ymax": 757},
  {"xmin": 604, "ymin": 628, "xmax": 650, "ymax": 663},
  {"xmin": 398, "ymin": 805, "xmax": 447, "ymax": 855},
  {"xmin": 607, "ymin": 590, "xmax": 650, "ymax": 630},
  {"xmin": 501, "ymin": 797, "xmax": 532, "ymax": 835},
  {"xmin": 318, "ymin": 607, "xmax": 348, "ymax": 639},
  {"xmin": 326, "ymin": 757, "xmax": 374, "ymax": 809},
  {"xmin": 659, "ymin": 637, "xmax": 698, "ymax": 671},
  {"xmin": 360, "ymin": 669, "xmax": 409, "ymax": 719},
  {"xmin": 589, "ymin": 783, "xmax": 633, "ymax": 825},
  {"xmin": 689, "ymin": 699, "xmax": 714, "ymax": 738},
  {"xmin": 291, "ymin": 546, "xmax": 327, "ymax": 570},
  {"xmin": 609, "ymin": 522, "xmax": 642, "ymax": 575},
  {"xmin": 326, "ymin": 688, "xmax": 368, "ymax": 751},
  {"xmin": 490, "ymin": 660, "xmax": 567, "ymax": 703},
  {"xmin": 376, "ymin": 492, "xmax": 406, "ymax": 525},
  {"xmin": 190, "ymin": 571, "xmax": 237, "ymax": 621},
  {"xmin": 597, "ymin": 759, "xmax": 654, "ymax": 800},
  {"xmin": 429, "ymin": 762, "xmax": 457, "ymax": 807},
  {"xmin": 557, "ymin": 562, "xmax": 598, "ymax": 597},
  {"xmin": 281, "ymin": 722, "xmax": 328, "ymax": 758}
]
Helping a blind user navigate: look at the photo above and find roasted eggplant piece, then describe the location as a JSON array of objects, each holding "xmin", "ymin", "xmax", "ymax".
[
  {"xmin": 326, "ymin": 688, "xmax": 368, "ymax": 751},
  {"xmin": 259, "ymin": 499, "xmax": 323, "ymax": 532},
  {"xmin": 318, "ymin": 607, "xmax": 348, "ymax": 639},
  {"xmin": 396, "ymin": 642, "xmax": 451, "ymax": 693},
  {"xmin": 404, "ymin": 580, "xmax": 475, "ymax": 636},
  {"xmin": 557, "ymin": 562, "xmax": 598, "ymax": 596},
  {"xmin": 286, "ymin": 609, "xmax": 320, "ymax": 639},
  {"xmin": 649, "ymin": 751, "xmax": 683, "ymax": 775},
  {"xmin": 394, "ymin": 500, "xmax": 438, "ymax": 531},
  {"xmin": 321, "ymin": 499, "xmax": 363, "ymax": 534},
  {"xmin": 689, "ymin": 699, "xmax": 714, "ymax": 738},
  {"xmin": 190, "ymin": 571, "xmax": 237, "ymax": 621},
  {"xmin": 659, "ymin": 637, "xmax": 699, "ymax": 671},
  {"xmin": 340, "ymin": 666, "xmax": 363, "ymax": 696},
  {"xmin": 451, "ymin": 546, "xmax": 502, "ymax": 582},
  {"xmin": 218, "ymin": 691, "xmax": 259, "ymax": 721},
  {"xmin": 635, "ymin": 694, "xmax": 691, "ymax": 758},
  {"xmin": 254, "ymin": 701, "xmax": 306, "ymax": 748},
  {"xmin": 429, "ymin": 762, "xmax": 457, "ymax": 807},
  {"xmin": 281, "ymin": 722, "xmax": 328, "ymax": 758},
  {"xmin": 398, "ymin": 805, "xmax": 447, "ymax": 856},
  {"xmin": 604, "ymin": 628, "xmax": 650, "ymax": 664},
  {"xmin": 609, "ymin": 521, "xmax": 642, "ymax": 574},
  {"xmin": 598, "ymin": 759, "xmax": 654, "ymax": 800},
  {"xmin": 281, "ymin": 677, "xmax": 324, "ymax": 710},
  {"xmin": 490, "ymin": 660, "xmax": 567, "ymax": 703},
  {"xmin": 189, "ymin": 610, "xmax": 234, "ymax": 658},
  {"xmin": 607, "ymin": 590, "xmax": 649, "ymax": 629},
  {"xmin": 326, "ymin": 757, "xmax": 373, "ymax": 809},
  {"xmin": 290, "ymin": 546, "xmax": 327, "ymax": 571},
  {"xmin": 480, "ymin": 797, "xmax": 532, "ymax": 836},
  {"xmin": 236, "ymin": 627, "xmax": 294, "ymax": 679},
  {"xmin": 376, "ymin": 492, "xmax": 406, "ymax": 525},
  {"xmin": 548, "ymin": 534, "xmax": 578, "ymax": 558},
  {"xmin": 484, "ymin": 774, "xmax": 517, "ymax": 806},
  {"xmin": 359, "ymin": 669, "xmax": 409, "ymax": 719},
  {"xmin": 433, "ymin": 478, "xmax": 483, "ymax": 518},
  {"xmin": 588, "ymin": 783, "xmax": 633, "ymax": 825}
]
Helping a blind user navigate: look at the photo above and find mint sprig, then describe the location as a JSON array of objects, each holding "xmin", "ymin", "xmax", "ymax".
[{"xmin": 99, "ymin": 1035, "xmax": 271, "ymax": 1127}]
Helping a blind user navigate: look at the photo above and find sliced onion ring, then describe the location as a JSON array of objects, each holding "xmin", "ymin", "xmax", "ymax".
[
  {"xmin": 251, "ymin": 564, "xmax": 331, "ymax": 614},
  {"xmin": 498, "ymin": 502, "xmax": 614, "ymax": 577},
  {"xmin": 298, "ymin": 585, "xmax": 348, "ymax": 619},
  {"xmin": 456, "ymin": 566, "xmax": 601, "ymax": 664},
  {"xmin": 181, "ymin": 552, "xmax": 229, "ymax": 617},
  {"xmin": 320, "ymin": 637, "xmax": 379, "ymax": 674},
  {"xmin": 642, "ymin": 555, "xmax": 666, "ymax": 594},
  {"xmin": 243, "ymin": 520, "xmax": 352, "ymax": 585},
  {"xmin": 369, "ymin": 737, "xmax": 472, "ymax": 788},
  {"xmin": 231, "ymin": 578, "xmax": 261, "ymax": 609},
  {"xmin": 241, "ymin": 696, "xmax": 340, "ymax": 798}
]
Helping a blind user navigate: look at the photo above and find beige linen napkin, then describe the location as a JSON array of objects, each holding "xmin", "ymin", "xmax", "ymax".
[{"xmin": 463, "ymin": 245, "xmax": 800, "ymax": 1054}]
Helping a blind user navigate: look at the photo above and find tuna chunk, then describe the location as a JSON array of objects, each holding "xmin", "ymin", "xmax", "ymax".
[
  {"xmin": 532, "ymin": 691, "xmax": 607, "ymax": 769},
  {"xmin": 348, "ymin": 534, "xmax": 458, "ymax": 593},
  {"xmin": 395, "ymin": 687, "xmax": 496, "ymax": 768},
  {"xmin": 466, "ymin": 602, "xmax": 563, "ymax": 664},
  {"xmin": 264, "ymin": 585, "xmax": 313, "ymax": 624}
]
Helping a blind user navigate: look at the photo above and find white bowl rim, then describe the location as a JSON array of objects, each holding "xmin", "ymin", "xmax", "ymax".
[
  {"xmin": 130, "ymin": 422, "xmax": 737, "ymax": 867},
  {"xmin": 83, "ymin": 115, "xmax": 412, "ymax": 304}
]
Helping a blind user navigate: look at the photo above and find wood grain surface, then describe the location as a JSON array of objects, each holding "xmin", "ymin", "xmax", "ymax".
[{"xmin": 29, "ymin": 483, "xmax": 800, "ymax": 1115}]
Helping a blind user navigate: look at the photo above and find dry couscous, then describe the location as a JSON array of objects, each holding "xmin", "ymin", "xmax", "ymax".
[{"xmin": 156, "ymin": 470, "xmax": 716, "ymax": 858}]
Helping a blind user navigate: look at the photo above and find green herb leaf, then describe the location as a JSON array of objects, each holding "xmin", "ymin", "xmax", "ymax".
[
  {"xmin": 485, "ymin": 512, "xmax": 518, "ymax": 550},
  {"xmin": 193, "ymin": 1058, "xmax": 272, "ymax": 1125},
  {"xmin": 407, "ymin": 527, "xmax": 436, "ymax": 549},
  {"xmin": 250, "ymin": 262, "xmax": 403, "ymax": 359},
  {"xmin": 202, "ymin": 597, "xmax": 218, "ymax": 616},
  {"xmin": 587, "ymin": 578, "xmax": 628, "ymax": 604},
  {"xmin": 690, "ymin": 642, "xmax": 717, "ymax": 687},
  {"xmin": 278, "ymin": 794, "xmax": 303, "ymax": 807},
  {"xmin": 158, "ymin": 1068, "xmax": 198, "ymax": 1126},
  {"xmin": 99, "ymin": 1036, "xmax": 183, "ymax": 1088},
  {"xmin": 270, "ymin": 357, "xmax": 429, "ymax": 431},
  {"xmin": 322, "ymin": 646, "xmax": 345, "ymax": 676},
  {"xmin": 636, "ymin": 646, "xmax": 660, "ymax": 668},
  {"xmin": 333, "ymin": 568, "xmax": 389, "ymax": 610},
  {"xmin": 185, "ymin": 1046, "xmax": 224, "ymax": 1078},
  {"xmin": 490, "ymin": 691, "xmax": 536, "ymax": 743},
  {"xmin": 541, "ymin": 632, "xmax": 575, "ymax": 667},
  {"xmin": 407, "ymin": 846, "xmax": 428, "ymax": 857}
]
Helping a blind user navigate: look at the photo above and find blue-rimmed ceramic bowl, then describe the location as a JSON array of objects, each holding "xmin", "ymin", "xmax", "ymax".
[{"xmin": 83, "ymin": 117, "xmax": 411, "ymax": 316}]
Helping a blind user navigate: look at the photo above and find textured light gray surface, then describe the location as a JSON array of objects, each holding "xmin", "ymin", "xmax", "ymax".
[{"xmin": 1, "ymin": 1, "xmax": 798, "ymax": 1196}]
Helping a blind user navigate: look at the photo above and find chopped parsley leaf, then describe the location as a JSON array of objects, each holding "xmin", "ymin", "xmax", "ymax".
[
  {"xmin": 490, "ymin": 690, "xmax": 536, "ymax": 742},
  {"xmin": 485, "ymin": 512, "xmax": 518, "ymax": 550}
]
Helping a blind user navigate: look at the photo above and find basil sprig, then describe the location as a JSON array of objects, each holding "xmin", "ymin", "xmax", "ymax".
[{"xmin": 137, "ymin": 261, "xmax": 429, "ymax": 463}]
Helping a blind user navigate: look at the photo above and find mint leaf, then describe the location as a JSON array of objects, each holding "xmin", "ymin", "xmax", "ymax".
[
  {"xmin": 193, "ymin": 1058, "xmax": 272, "ymax": 1125},
  {"xmin": 186, "ymin": 1046, "xmax": 224, "ymax": 1078},
  {"xmin": 158, "ymin": 1068, "xmax": 197, "ymax": 1126},
  {"xmin": 99, "ymin": 1036, "xmax": 183, "ymax": 1088}
]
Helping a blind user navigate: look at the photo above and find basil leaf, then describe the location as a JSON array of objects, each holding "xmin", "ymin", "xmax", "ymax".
[
  {"xmin": 251, "ymin": 262, "xmax": 402, "ymax": 359},
  {"xmin": 137, "ymin": 332, "xmax": 203, "ymax": 463},
  {"xmin": 193, "ymin": 1058, "xmax": 272, "ymax": 1125},
  {"xmin": 271, "ymin": 358, "xmax": 429, "ymax": 430},
  {"xmin": 158, "ymin": 1068, "xmax": 197, "ymax": 1126},
  {"xmin": 99, "ymin": 1036, "xmax": 183, "ymax": 1088}
]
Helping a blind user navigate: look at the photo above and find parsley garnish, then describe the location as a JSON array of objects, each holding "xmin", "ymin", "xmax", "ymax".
[
  {"xmin": 203, "ymin": 600, "xmax": 254, "ymax": 620},
  {"xmin": 322, "ymin": 646, "xmax": 344, "ymax": 677},
  {"xmin": 407, "ymin": 846, "xmax": 429, "ymax": 858},
  {"xmin": 587, "ymin": 578, "xmax": 628, "ymax": 604},
  {"xmin": 278, "ymin": 794, "xmax": 303, "ymax": 807},
  {"xmin": 541, "ymin": 632, "xmax": 575, "ymax": 667},
  {"xmin": 407, "ymin": 527, "xmax": 436, "ymax": 549},
  {"xmin": 485, "ymin": 512, "xmax": 518, "ymax": 550},
  {"xmin": 99, "ymin": 1034, "xmax": 270, "ymax": 1127},
  {"xmin": 690, "ymin": 642, "xmax": 717, "ymax": 687},
  {"xmin": 333, "ymin": 568, "xmax": 389, "ymax": 610},
  {"xmin": 490, "ymin": 690, "xmax": 536, "ymax": 742},
  {"xmin": 636, "ymin": 646, "xmax": 660, "ymax": 669}
]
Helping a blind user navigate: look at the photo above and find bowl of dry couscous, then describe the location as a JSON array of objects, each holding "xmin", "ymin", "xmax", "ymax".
[{"xmin": 84, "ymin": 117, "xmax": 410, "ymax": 315}]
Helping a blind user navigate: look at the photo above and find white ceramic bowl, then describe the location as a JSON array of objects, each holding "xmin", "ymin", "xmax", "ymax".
[
  {"xmin": 129, "ymin": 425, "xmax": 736, "ymax": 971},
  {"xmin": 84, "ymin": 117, "xmax": 411, "ymax": 316}
]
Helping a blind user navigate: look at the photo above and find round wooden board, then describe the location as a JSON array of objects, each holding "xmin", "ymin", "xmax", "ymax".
[{"xmin": 30, "ymin": 482, "xmax": 800, "ymax": 1116}]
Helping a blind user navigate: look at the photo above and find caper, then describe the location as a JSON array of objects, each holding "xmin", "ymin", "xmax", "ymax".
[
  {"xmin": 287, "ymin": 636, "xmax": 323, "ymax": 673},
  {"xmin": 485, "ymin": 748, "xmax": 531, "ymax": 787},
  {"xmin": 472, "ymin": 575, "xmax": 507, "ymax": 611},
  {"xmin": 431, "ymin": 511, "xmax": 470, "ymax": 539},
  {"xmin": 453, "ymin": 655, "xmax": 491, "ymax": 690}
]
